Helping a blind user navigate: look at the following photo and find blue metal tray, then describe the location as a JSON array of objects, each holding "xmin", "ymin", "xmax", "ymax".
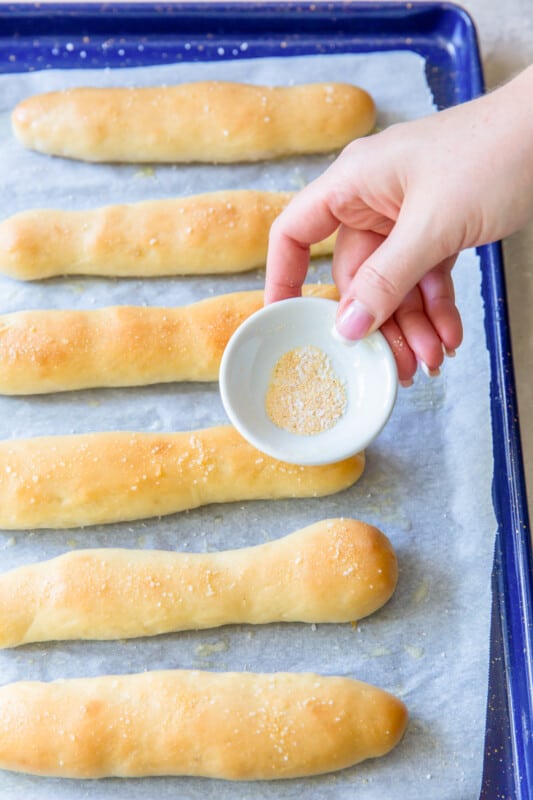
[{"xmin": 0, "ymin": 3, "xmax": 531, "ymax": 797}]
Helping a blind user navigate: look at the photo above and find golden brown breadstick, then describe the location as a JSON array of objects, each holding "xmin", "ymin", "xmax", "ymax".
[
  {"xmin": 0, "ymin": 190, "xmax": 335, "ymax": 280},
  {"xmin": 0, "ymin": 284, "xmax": 338, "ymax": 395},
  {"xmin": 12, "ymin": 81, "xmax": 376, "ymax": 163},
  {"xmin": 0, "ymin": 426, "xmax": 364, "ymax": 529},
  {"xmin": 0, "ymin": 670, "xmax": 407, "ymax": 779},
  {"xmin": 0, "ymin": 518, "xmax": 396, "ymax": 647}
]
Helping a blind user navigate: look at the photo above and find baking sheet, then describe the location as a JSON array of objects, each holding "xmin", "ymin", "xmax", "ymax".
[{"xmin": 0, "ymin": 51, "xmax": 495, "ymax": 799}]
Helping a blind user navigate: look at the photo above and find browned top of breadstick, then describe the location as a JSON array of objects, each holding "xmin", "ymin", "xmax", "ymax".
[
  {"xmin": 0, "ymin": 284, "xmax": 339, "ymax": 394},
  {"xmin": 0, "ymin": 426, "xmax": 364, "ymax": 529},
  {"xmin": 0, "ymin": 670, "xmax": 407, "ymax": 779},
  {"xmin": 0, "ymin": 190, "xmax": 336, "ymax": 280},
  {"xmin": 0, "ymin": 518, "xmax": 397, "ymax": 647},
  {"xmin": 12, "ymin": 81, "xmax": 376, "ymax": 163}
]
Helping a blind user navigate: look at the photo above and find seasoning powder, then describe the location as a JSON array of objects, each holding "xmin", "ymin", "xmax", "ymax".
[{"xmin": 265, "ymin": 345, "xmax": 347, "ymax": 436}]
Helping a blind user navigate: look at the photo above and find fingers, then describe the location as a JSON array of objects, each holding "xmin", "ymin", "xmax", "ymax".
[
  {"xmin": 392, "ymin": 258, "xmax": 463, "ymax": 376},
  {"xmin": 264, "ymin": 175, "xmax": 340, "ymax": 305},
  {"xmin": 332, "ymin": 226, "xmax": 385, "ymax": 296},
  {"xmin": 264, "ymin": 132, "xmax": 403, "ymax": 306},
  {"xmin": 331, "ymin": 225, "xmax": 461, "ymax": 380},
  {"xmin": 418, "ymin": 257, "xmax": 463, "ymax": 354},
  {"xmin": 394, "ymin": 286, "xmax": 445, "ymax": 373},
  {"xmin": 380, "ymin": 318, "xmax": 417, "ymax": 385},
  {"xmin": 263, "ymin": 231, "xmax": 310, "ymax": 304},
  {"xmin": 335, "ymin": 208, "xmax": 449, "ymax": 339},
  {"xmin": 332, "ymin": 227, "xmax": 387, "ymax": 339},
  {"xmin": 388, "ymin": 259, "xmax": 462, "ymax": 383}
]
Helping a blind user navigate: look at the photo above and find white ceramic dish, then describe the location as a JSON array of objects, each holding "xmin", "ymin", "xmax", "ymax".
[{"xmin": 219, "ymin": 297, "xmax": 398, "ymax": 465}]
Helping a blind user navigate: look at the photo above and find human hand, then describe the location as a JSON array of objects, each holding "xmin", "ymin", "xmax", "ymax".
[{"xmin": 265, "ymin": 66, "xmax": 533, "ymax": 385}]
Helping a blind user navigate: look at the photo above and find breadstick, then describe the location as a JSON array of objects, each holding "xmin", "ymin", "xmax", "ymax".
[
  {"xmin": 12, "ymin": 81, "xmax": 376, "ymax": 163},
  {"xmin": 0, "ymin": 190, "xmax": 335, "ymax": 280},
  {"xmin": 0, "ymin": 518, "xmax": 396, "ymax": 647},
  {"xmin": 0, "ymin": 284, "xmax": 338, "ymax": 395},
  {"xmin": 0, "ymin": 426, "xmax": 364, "ymax": 529},
  {"xmin": 0, "ymin": 670, "xmax": 407, "ymax": 779}
]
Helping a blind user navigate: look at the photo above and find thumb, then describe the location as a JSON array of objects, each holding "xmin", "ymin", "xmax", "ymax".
[{"xmin": 335, "ymin": 214, "xmax": 448, "ymax": 339}]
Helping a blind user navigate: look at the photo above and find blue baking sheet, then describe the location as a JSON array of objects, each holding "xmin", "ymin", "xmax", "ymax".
[{"xmin": 0, "ymin": 3, "xmax": 531, "ymax": 798}]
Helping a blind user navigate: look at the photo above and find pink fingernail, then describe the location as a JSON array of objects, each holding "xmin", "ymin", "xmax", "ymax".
[
  {"xmin": 445, "ymin": 347, "xmax": 456, "ymax": 358},
  {"xmin": 400, "ymin": 378, "xmax": 414, "ymax": 388},
  {"xmin": 336, "ymin": 300, "xmax": 374, "ymax": 341},
  {"xmin": 418, "ymin": 360, "xmax": 440, "ymax": 378}
]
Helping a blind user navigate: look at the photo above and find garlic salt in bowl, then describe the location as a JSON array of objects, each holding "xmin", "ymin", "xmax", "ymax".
[{"xmin": 219, "ymin": 297, "xmax": 398, "ymax": 466}]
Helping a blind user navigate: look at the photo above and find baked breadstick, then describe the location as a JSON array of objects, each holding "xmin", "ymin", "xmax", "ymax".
[
  {"xmin": 0, "ymin": 518, "xmax": 396, "ymax": 647},
  {"xmin": 0, "ymin": 190, "xmax": 335, "ymax": 280},
  {"xmin": 0, "ymin": 426, "xmax": 363, "ymax": 529},
  {"xmin": 0, "ymin": 670, "xmax": 407, "ymax": 779},
  {"xmin": 0, "ymin": 284, "xmax": 338, "ymax": 395},
  {"xmin": 12, "ymin": 81, "xmax": 376, "ymax": 163}
]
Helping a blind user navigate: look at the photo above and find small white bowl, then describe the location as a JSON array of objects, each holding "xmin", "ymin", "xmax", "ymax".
[{"xmin": 219, "ymin": 297, "xmax": 398, "ymax": 466}]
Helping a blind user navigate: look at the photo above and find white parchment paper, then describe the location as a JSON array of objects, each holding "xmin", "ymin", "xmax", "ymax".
[{"xmin": 0, "ymin": 51, "xmax": 494, "ymax": 800}]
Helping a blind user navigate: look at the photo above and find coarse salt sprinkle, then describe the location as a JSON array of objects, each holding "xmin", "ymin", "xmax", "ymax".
[{"xmin": 265, "ymin": 345, "xmax": 347, "ymax": 436}]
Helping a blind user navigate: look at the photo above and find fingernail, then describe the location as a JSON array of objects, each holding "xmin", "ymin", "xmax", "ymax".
[
  {"xmin": 445, "ymin": 347, "xmax": 456, "ymax": 358},
  {"xmin": 336, "ymin": 300, "xmax": 375, "ymax": 341},
  {"xmin": 418, "ymin": 360, "xmax": 440, "ymax": 378},
  {"xmin": 400, "ymin": 378, "xmax": 414, "ymax": 388}
]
